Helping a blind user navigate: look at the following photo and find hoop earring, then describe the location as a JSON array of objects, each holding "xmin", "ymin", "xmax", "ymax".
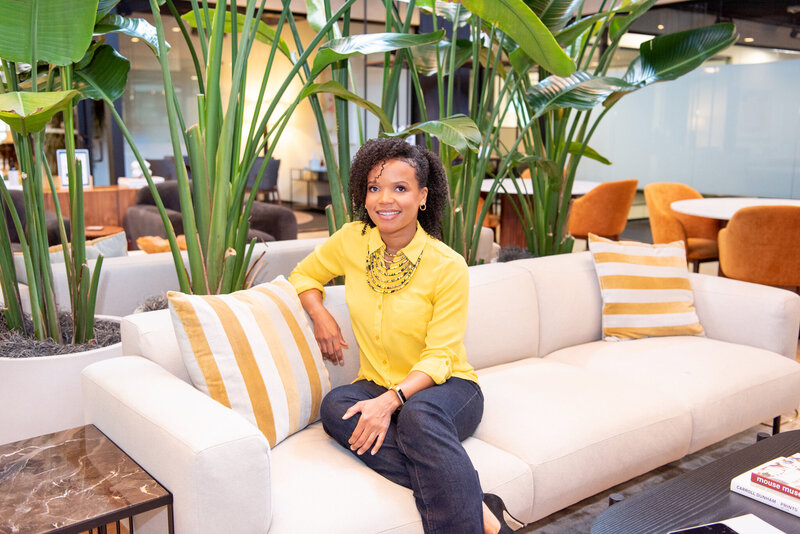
[{"xmin": 419, "ymin": 203, "xmax": 427, "ymax": 211}]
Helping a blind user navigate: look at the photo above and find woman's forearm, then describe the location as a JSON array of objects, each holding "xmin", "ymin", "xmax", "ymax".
[
  {"xmin": 396, "ymin": 371, "xmax": 435, "ymax": 401},
  {"xmin": 298, "ymin": 289, "xmax": 326, "ymax": 318}
]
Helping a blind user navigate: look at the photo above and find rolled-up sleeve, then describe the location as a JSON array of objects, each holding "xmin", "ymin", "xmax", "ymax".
[
  {"xmin": 288, "ymin": 230, "xmax": 345, "ymax": 297},
  {"xmin": 410, "ymin": 258, "xmax": 469, "ymax": 384}
]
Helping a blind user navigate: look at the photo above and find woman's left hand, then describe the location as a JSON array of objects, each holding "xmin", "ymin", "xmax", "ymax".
[{"xmin": 343, "ymin": 392, "xmax": 400, "ymax": 456}]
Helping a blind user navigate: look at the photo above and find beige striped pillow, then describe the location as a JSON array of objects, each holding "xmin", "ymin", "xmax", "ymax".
[
  {"xmin": 588, "ymin": 234, "xmax": 704, "ymax": 341},
  {"xmin": 167, "ymin": 276, "xmax": 331, "ymax": 447}
]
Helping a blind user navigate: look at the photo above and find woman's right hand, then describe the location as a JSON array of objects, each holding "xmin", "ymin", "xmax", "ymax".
[
  {"xmin": 298, "ymin": 289, "xmax": 348, "ymax": 366},
  {"xmin": 310, "ymin": 308, "xmax": 348, "ymax": 366}
]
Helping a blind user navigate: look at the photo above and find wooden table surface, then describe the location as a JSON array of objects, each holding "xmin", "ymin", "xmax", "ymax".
[
  {"xmin": 43, "ymin": 185, "xmax": 139, "ymax": 228},
  {"xmin": 591, "ymin": 430, "xmax": 800, "ymax": 534}
]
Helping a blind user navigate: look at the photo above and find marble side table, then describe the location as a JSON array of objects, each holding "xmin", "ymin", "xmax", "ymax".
[{"xmin": 0, "ymin": 425, "xmax": 173, "ymax": 534}]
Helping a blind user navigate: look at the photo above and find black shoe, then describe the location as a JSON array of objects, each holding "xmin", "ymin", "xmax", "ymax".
[{"xmin": 483, "ymin": 493, "xmax": 524, "ymax": 533}]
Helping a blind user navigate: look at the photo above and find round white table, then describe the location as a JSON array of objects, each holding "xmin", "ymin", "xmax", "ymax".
[
  {"xmin": 670, "ymin": 197, "xmax": 800, "ymax": 221},
  {"xmin": 481, "ymin": 178, "xmax": 598, "ymax": 196}
]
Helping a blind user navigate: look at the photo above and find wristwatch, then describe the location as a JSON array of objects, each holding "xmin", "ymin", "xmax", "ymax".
[{"xmin": 391, "ymin": 385, "xmax": 407, "ymax": 407}]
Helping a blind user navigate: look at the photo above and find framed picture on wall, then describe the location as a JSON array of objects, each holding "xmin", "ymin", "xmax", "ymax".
[{"xmin": 56, "ymin": 149, "xmax": 91, "ymax": 188}]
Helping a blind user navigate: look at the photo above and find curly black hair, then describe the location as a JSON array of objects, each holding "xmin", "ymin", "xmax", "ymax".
[{"xmin": 349, "ymin": 137, "xmax": 448, "ymax": 239}]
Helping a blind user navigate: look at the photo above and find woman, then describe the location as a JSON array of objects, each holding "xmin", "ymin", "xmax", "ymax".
[{"xmin": 289, "ymin": 138, "xmax": 515, "ymax": 534}]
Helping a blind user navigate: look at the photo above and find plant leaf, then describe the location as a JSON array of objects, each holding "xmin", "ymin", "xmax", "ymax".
[
  {"xmin": 0, "ymin": 0, "xmax": 99, "ymax": 65},
  {"xmin": 508, "ymin": 152, "xmax": 561, "ymax": 180},
  {"xmin": 94, "ymin": 14, "xmax": 167, "ymax": 54},
  {"xmin": 311, "ymin": 31, "xmax": 445, "ymax": 78},
  {"xmin": 410, "ymin": 39, "xmax": 473, "ymax": 76},
  {"xmin": 386, "ymin": 115, "xmax": 482, "ymax": 153},
  {"xmin": 555, "ymin": 12, "xmax": 608, "ymax": 46},
  {"xmin": 564, "ymin": 142, "xmax": 611, "ymax": 165},
  {"xmin": 182, "ymin": 8, "xmax": 292, "ymax": 61},
  {"xmin": 526, "ymin": 71, "xmax": 633, "ymax": 114},
  {"xmin": 74, "ymin": 45, "xmax": 130, "ymax": 102},
  {"xmin": 526, "ymin": 0, "xmax": 583, "ymax": 33},
  {"xmin": 96, "ymin": 0, "xmax": 120, "ymax": 21},
  {"xmin": 609, "ymin": 0, "xmax": 658, "ymax": 42},
  {"xmin": 461, "ymin": 0, "xmax": 575, "ymax": 76},
  {"xmin": 304, "ymin": 0, "xmax": 342, "ymax": 37},
  {"xmin": 624, "ymin": 23, "xmax": 738, "ymax": 87},
  {"xmin": 397, "ymin": 0, "xmax": 473, "ymax": 27},
  {"xmin": 0, "ymin": 91, "xmax": 79, "ymax": 135},
  {"xmin": 300, "ymin": 81, "xmax": 394, "ymax": 133}
]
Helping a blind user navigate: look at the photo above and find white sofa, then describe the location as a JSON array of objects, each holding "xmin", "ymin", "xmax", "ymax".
[{"xmin": 81, "ymin": 252, "xmax": 800, "ymax": 533}]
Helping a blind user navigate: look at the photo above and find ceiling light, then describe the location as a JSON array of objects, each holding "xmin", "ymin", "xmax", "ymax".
[
  {"xmin": 744, "ymin": 37, "xmax": 755, "ymax": 43},
  {"xmin": 131, "ymin": 37, "xmax": 140, "ymax": 43},
  {"xmin": 171, "ymin": 27, "xmax": 181, "ymax": 33},
  {"xmin": 657, "ymin": 24, "xmax": 664, "ymax": 30}
]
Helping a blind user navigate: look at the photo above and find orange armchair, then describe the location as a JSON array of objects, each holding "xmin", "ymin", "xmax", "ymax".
[
  {"xmin": 718, "ymin": 206, "xmax": 800, "ymax": 288},
  {"xmin": 644, "ymin": 182, "xmax": 722, "ymax": 272},
  {"xmin": 567, "ymin": 179, "xmax": 638, "ymax": 241}
]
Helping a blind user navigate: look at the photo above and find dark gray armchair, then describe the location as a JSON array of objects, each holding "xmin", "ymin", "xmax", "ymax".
[
  {"xmin": 5, "ymin": 189, "xmax": 69, "ymax": 251},
  {"xmin": 124, "ymin": 181, "xmax": 297, "ymax": 250}
]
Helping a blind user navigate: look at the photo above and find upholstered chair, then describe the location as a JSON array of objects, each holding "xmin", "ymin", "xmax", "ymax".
[
  {"xmin": 567, "ymin": 179, "xmax": 638, "ymax": 241},
  {"xmin": 124, "ymin": 180, "xmax": 297, "ymax": 250},
  {"xmin": 644, "ymin": 182, "xmax": 721, "ymax": 272},
  {"xmin": 718, "ymin": 205, "xmax": 800, "ymax": 289}
]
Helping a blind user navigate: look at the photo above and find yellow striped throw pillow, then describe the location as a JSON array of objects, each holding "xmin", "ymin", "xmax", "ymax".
[
  {"xmin": 588, "ymin": 234, "xmax": 704, "ymax": 341},
  {"xmin": 167, "ymin": 276, "xmax": 331, "ymax": 447}
]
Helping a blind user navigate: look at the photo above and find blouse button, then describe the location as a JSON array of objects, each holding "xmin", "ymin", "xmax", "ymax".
[
  {"xmin": 383, "ymin": 360, "xmax": 388, "ymax": 365},
  {"xmin": 375, "ymin": 335, "xmax": 380, "ymax": 341}
]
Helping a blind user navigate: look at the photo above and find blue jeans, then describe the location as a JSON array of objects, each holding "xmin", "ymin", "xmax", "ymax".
[{"xmin": 320, "ymin": 378, "xmax": 485, "ymax": 534}]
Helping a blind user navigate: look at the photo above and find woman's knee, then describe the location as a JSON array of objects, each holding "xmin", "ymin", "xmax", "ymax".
[
  {"xmin": 395, "ymin": 400, "xmax": 444, "ymax": 437},
  {"xmin": 320, "ymin": 386, "xmax": 353, "ymax": 424}
]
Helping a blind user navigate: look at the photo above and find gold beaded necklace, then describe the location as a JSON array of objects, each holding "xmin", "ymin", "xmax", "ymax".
[{"xmin": 366, "ymin": 247, "xmax": 422, "ymax": 294}]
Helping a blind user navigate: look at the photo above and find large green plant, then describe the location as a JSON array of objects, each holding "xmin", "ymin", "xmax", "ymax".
[
  {"xmin": 0, "ymin": 0, "xmax": 145, "ymax": 343},
  {"xmin": 113, "ymin": 0, "xmax": 418, "ymax": 294},
  {"xmin": 301, "ymin": 0, "xmax": 576, "ymax": 265},
  {"xmin": 487, "ymin": 0, "xmax": 738, "ymax": 256}
]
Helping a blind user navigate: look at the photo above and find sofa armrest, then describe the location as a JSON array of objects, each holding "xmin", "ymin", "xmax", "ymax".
[
  {"xmin": 690, "ymin": 273, "xmax": 800, "ymax": 359},
  {"xmin": 82, "ymin": 356, "xmax": 271, "ymax": 534}
]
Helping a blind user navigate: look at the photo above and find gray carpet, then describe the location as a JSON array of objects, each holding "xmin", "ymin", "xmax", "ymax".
[{"xmin": 520, "ymin": 426, "xmax": 768, "ymax": 533}]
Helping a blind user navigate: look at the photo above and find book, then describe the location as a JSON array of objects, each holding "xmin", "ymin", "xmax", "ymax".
[
  {"xmin": 750, "ymin": 454, "xmax": 800, "ymax": 500},
  {"xmin": 730, "ymin": 471, "xmax": 800, "ymax": 518}
]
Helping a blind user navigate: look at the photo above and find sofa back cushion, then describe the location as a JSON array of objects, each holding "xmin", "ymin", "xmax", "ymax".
[
  {"xmin": 513, "ymin": 253, "xmax": 604, "ymax": 356},
  {"xmin": 464, "ymin": 262, "xmax": 540, "ymax": 368},
  {"xmin": 167, "ymin": 278, "xmax": 331, "ymax": 447}
]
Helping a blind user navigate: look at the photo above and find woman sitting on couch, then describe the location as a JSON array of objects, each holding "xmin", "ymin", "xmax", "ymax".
[{"xmin": 289, "ymin": 138, "xmax": 515, "ymax": 534}]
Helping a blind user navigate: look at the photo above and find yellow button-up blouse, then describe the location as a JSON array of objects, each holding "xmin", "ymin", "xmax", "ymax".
[{"xmin": 288, "ymin": 221, "xmax": 478, "ymax": 388}]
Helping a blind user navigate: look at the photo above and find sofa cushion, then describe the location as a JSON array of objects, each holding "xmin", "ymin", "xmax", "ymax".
[
  {"xmin": 511, "ymin": 253, "xmax": 603, "ymax": 355},
  {"xmin": 545, "ymin": 336, "xmax": 800, "ymax": 452},
  {"xmin": 465, "ymin": 262, "xmax": 540, "ymax": 369},
  {"xmin": 268, "ymin": 422, "xmax": 532, "ymax": 534},
  {"xmin": 588, "ymin": 234, "xmax": 704, "ymax": 340},
  {"xmin": 473, "ymin": 358, "xmax": 691, "ymax": 522},
  {"xmin": 168, "ymin": 277, "xmax": 331, "ymax": 447}
]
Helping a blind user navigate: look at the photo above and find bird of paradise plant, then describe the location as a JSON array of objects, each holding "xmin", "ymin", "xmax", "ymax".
[{"xmin": 0, "ymin": 0, "xmax": 153, "ymax": 343}]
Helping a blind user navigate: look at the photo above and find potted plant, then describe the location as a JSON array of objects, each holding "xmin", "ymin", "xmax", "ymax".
[
  {"xmin": 0, "ymin": 0, "xmax": 160, "ymax": 443},
  {"xmin": 294, "ymin": 0, "xmax": 575, "ymax": 264},
  {"xmin": 471, "ymin": 0, "xmax": 738, "ymax": 256}
]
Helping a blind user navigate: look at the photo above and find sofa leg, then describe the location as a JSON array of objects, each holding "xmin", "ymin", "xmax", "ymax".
[
  {"xmin": 772, "ymin": 415, "xmax": 781, "ymax": 435},
  {"xmin": 756, "ymin": 431, "xmax": 771, "ymax": 442},
  {"xmin": 608, "ymin": 493, "xmax": 625, "ymax": 507}
]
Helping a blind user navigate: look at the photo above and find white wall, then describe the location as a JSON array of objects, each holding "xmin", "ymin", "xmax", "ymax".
[{"xmin": 575, "ymin": 56, "xmax": 800, "ymax": 199}]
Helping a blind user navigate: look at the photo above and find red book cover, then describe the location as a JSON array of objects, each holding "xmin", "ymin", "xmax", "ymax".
[{"xmin": 750, "ymin": 454, "xmax": 800, "ymax": 501}]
